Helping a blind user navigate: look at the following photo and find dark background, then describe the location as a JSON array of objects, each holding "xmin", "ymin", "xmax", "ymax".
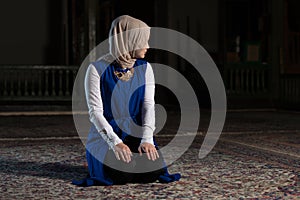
[{"xmin": 0, "ymin": 0, "xmax": 299, "ymax": 110}]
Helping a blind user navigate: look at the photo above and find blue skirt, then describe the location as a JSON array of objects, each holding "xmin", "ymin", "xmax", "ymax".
[{"xmin": 72, "ymin": 133, "xmax": 181, "ymax": 186}]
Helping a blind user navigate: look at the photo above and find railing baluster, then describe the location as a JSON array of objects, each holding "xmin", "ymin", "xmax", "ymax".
[
  {"xmin": 245, "ymin": 69, "xmax": 249, "ymax": 94},
  {"xmin": 24, "ymin": 79, "xmax": 29, "ymax": 96},
  {"xmin": 3, "ymin": 71, "xmax": 8, "ymax": 96},
  {"xmin": 72, "ymin": 69, "xmax": 77, "ymax": 96},
  {"xmin": 45, "ymin": 70, "xmax": 49, "ymax": 96},
  {"xmin": 59, "ymin": 70, "xmax": 63, "ymax": 96},
  {"xmin": 240, "ymin": 69, "xmax": 244, "ymax": 93},
  {"xmin": 72, "ymin": 69, "xmax": 77, "ymax": 83},
  {"xmin": 24, "ymin": 71, "xmax": 29, "ymax": 96},
  {"xmin": 17, "ymin": 71, "xmax": 22, "ymax": 96},
  {"xmin": 293, "ymin": 79, "xmax": 297, "ymax": 104},
  {"xmin": 66, "ymin": 69, "xmax": 70, "ymax": 96},
  {"xmin": 9, "ymin": 70, "xmax": 15, "ymax": 96},
  {"xmin": 31, "ymin": 70, "xmax": 36, "ymax": 96},
  {"xmin": 256, "ymin": 69, "xmax": 261, "ymax": 92},
  {"xmin": 51, "ymin": 69, "xmax": 56, "ymax": 96},
  {"xmin": 38, "ymin": 70, "xmax": 43, "ymax": 96}
]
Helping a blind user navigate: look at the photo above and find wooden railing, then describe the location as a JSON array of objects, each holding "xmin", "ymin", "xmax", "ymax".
[
  {"xmin": 0, "ymin": 66, "xmax": 79, "ymax": 101},
  {"xmin": 4, "ymin": 64, "xmax": 298, "ymax": 108},
  {"xmin": 280, "ymin": 75, "xmax": 300, "ymax": 107},
  {"xmin": 223, "ymin": 63, "xmax": 270, "ymax": 96}
]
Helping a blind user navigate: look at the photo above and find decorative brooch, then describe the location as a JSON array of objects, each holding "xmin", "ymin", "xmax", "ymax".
[{"xmin": 114, "ymin": 67, "xmax": 134, "ymax": 81}]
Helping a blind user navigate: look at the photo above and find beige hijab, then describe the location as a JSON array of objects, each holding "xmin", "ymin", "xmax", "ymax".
[{"xmin": 107, "ymin": 15, "xmax": 150, "ymax": 69}]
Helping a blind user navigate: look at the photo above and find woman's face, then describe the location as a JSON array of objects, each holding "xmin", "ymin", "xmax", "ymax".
[{"xmin": 134, "ymin": 48, "xmax": 148, "ymax": 59}]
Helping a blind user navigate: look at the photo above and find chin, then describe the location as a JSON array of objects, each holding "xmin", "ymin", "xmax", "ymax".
[{"xmin": 137, "ymin": 55, "xmax": 145, "ymax": 59}]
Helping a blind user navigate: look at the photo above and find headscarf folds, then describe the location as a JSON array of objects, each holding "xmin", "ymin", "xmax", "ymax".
[{"xmin": 108, "ymin": 15, "xmax": 150, "ymax": 69}]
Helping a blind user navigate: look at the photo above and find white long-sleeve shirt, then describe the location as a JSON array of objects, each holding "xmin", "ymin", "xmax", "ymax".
[{"xmin": 84, "ymin": 62, "xmax": 155, "ymax": 150}]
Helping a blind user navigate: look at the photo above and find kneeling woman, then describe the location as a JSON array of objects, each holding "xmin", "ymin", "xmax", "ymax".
[{"xmin": 73, "ymin": 15, "xmax": 181, "ymax": 186}]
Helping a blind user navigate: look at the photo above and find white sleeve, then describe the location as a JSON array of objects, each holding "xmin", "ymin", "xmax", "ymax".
[
  {"xmin": 141, "ymin": 63, "xmax": 156, "ymax": 145},
  {"xmin": 84, "ymin": 64, "xmax": 123, "ymax": 149}
]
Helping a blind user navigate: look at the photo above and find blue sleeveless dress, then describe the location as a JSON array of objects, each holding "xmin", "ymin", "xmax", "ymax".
[{"xmin": 72, "ymin": 59, "xmax": 181, "ymax": 186}]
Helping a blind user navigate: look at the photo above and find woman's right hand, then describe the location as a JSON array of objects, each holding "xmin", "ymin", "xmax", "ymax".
[{"xmin": 114, "ymin": 143, "xmax": 132, "ymax": 163}]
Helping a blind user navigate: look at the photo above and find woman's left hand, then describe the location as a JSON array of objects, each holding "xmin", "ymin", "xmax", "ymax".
[{"xmin": 138, "ymin": 142, "xmax": 160, "ymax": 161}]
